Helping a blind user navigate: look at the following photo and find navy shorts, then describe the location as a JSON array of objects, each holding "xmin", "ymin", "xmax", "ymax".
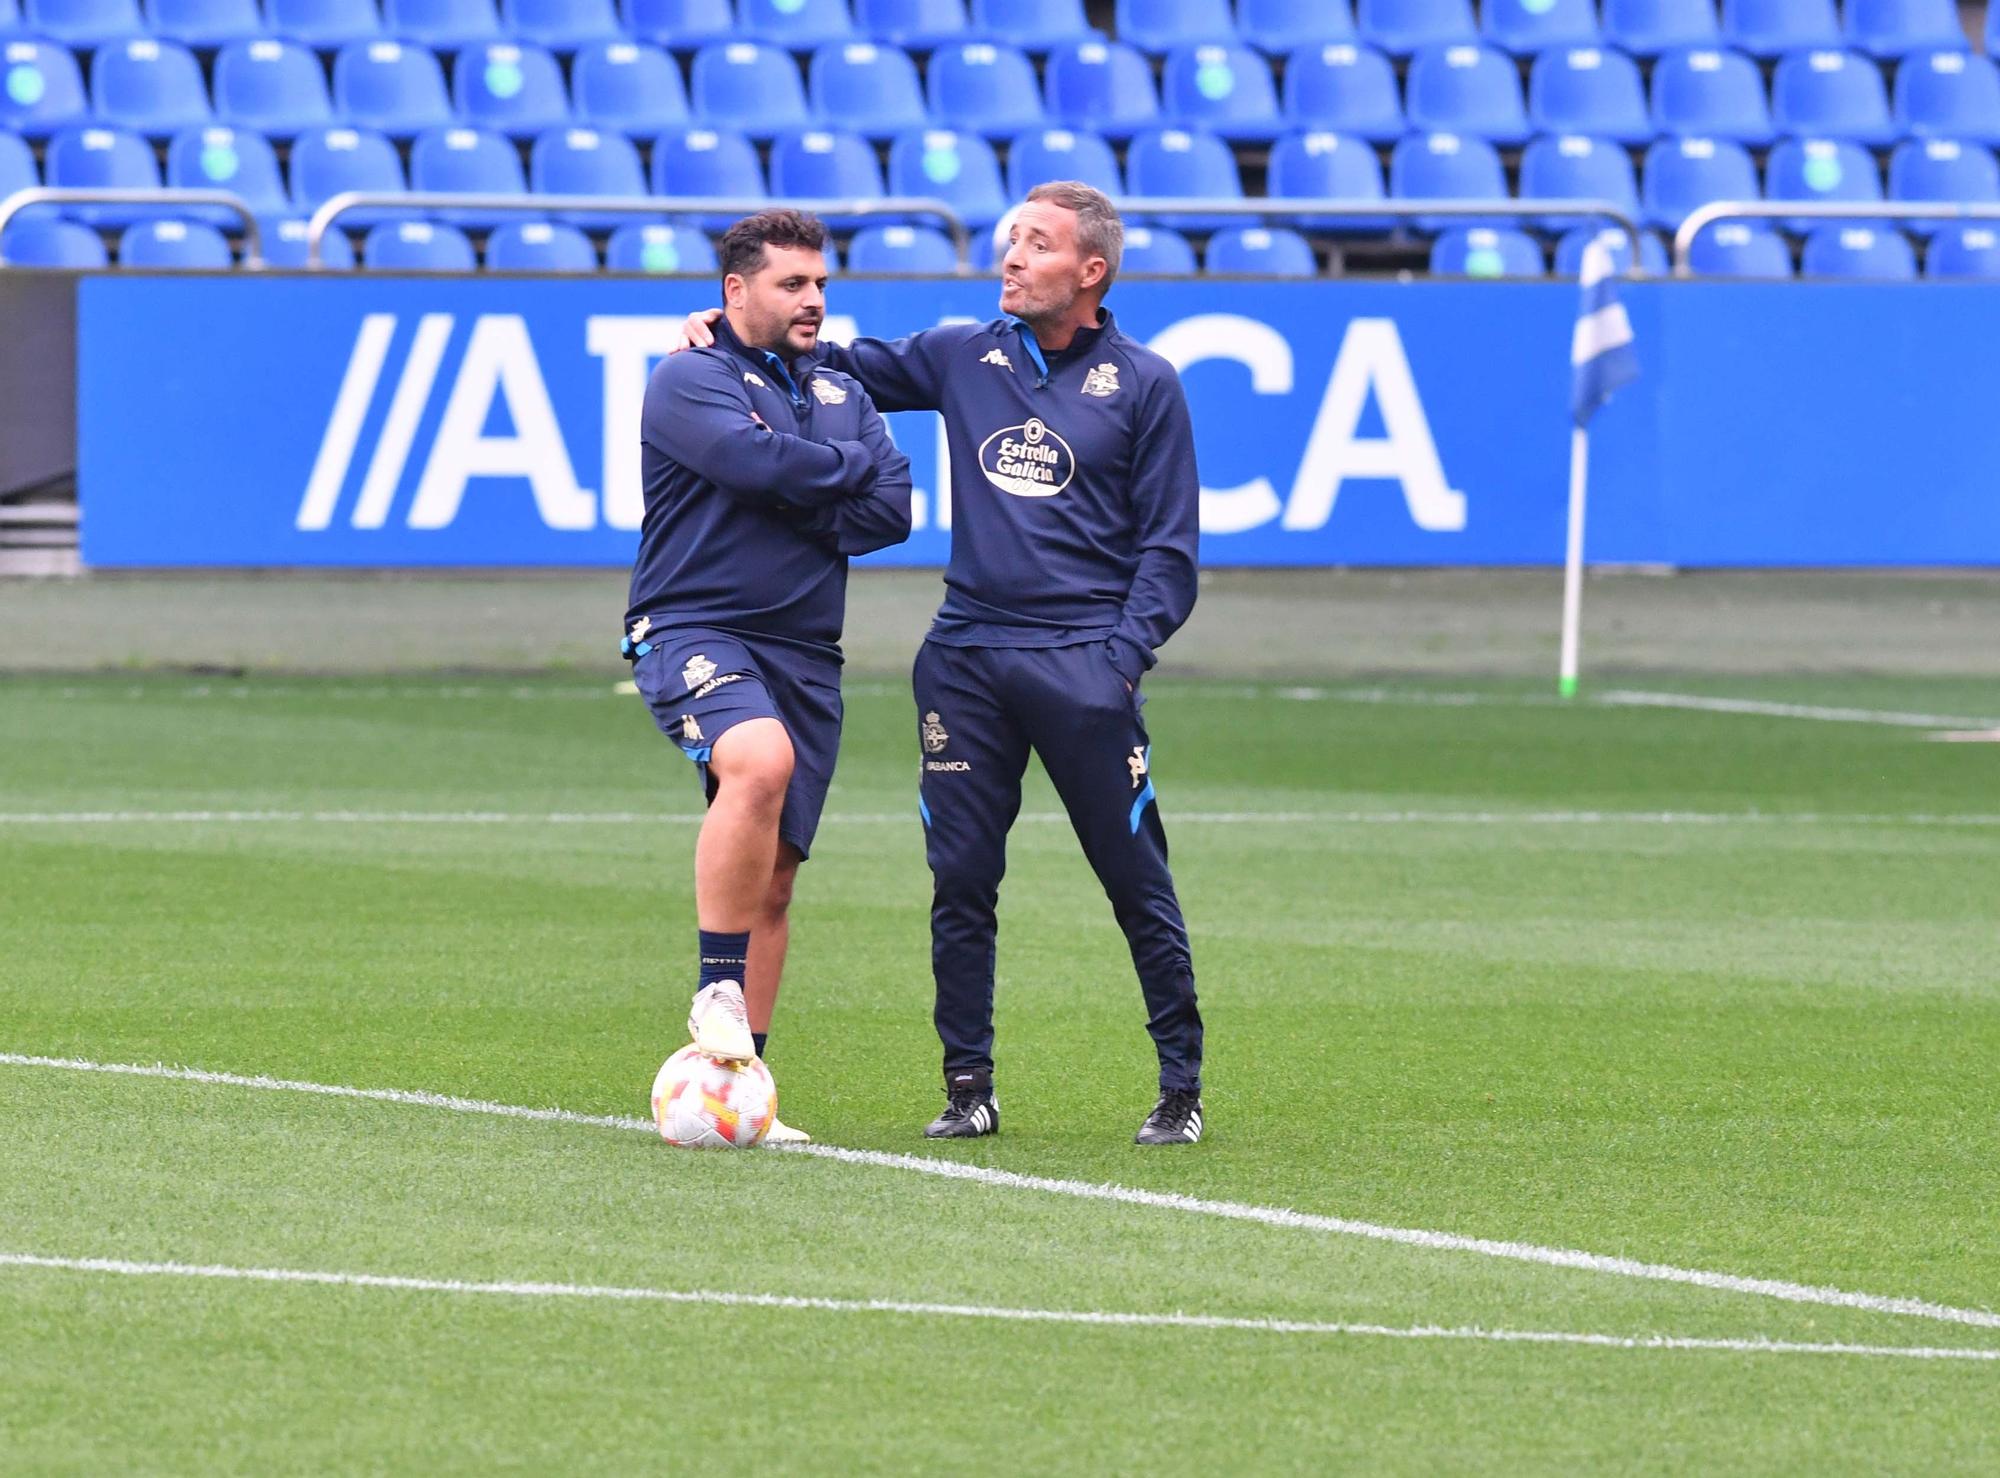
[{"xmin": 631, "ymin": 628, "xmax": 843, "ymax": 860}]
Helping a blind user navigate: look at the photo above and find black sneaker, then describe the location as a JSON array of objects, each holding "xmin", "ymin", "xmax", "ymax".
[
  {"xmin": 1136, "ymin": 1089, "xmax": 1204, "ymax": 1145},
  {"xmin": 924, "ymin": 1069, "xmax": 999, "ymax": 1139}
]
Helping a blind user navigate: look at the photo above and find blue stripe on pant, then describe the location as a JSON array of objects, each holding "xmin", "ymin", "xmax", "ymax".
[{"xmin": 914, "ymin": 639, "xmax": 1202, "ymax": 1094}]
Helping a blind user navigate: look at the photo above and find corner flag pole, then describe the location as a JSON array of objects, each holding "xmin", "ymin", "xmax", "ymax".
[{"xmin": 1561, "ymin": 234, "xmax": 1640, "ymax": 701}]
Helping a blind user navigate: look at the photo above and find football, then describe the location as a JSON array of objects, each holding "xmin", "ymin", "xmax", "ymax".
[{"xmin": 651, "ymin": 1045, "xmax": 777, "ymax": 1149}]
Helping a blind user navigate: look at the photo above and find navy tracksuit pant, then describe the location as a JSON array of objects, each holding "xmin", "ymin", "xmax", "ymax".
[{"xmin": 914, "ymin": 639, "xmax": 1202, "ymax": 1093}]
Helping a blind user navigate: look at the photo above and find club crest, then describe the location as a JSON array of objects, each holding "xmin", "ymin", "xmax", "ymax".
[
  {"xmin": 809, "ymin": 377, "xmax": 848, "ymax": 405},
  {"xmin": 922, "ymin": 711, "xmax": 949, "ymax": 754},
  {"xmin": 1081, "ymin": 362, "xmax": 1121, "ymax": 398},
  {"xmin": 682, "ymin": 653, "xmax": 717, "ymax": 689}
]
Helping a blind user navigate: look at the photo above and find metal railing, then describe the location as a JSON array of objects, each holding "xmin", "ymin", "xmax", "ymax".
[
  {"xmin": 0, "ymin": 188, "xmax": 264, "ymax": 266},
  {"xmin": 1674, "ymin": 200, "xmax": 2000, "ymax": 275},
  {"xmin": 304, "ymin": 192, "xmax": 971, "ymax": 269}
]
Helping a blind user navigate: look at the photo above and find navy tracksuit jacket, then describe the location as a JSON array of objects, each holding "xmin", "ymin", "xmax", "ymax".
[{"xmin": 816, "ymin": 312, "xmax": 1204, "ymax": 1092}]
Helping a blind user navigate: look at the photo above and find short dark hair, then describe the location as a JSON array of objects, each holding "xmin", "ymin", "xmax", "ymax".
[
  {"xmin": 718, "ymin": 208, "xmax": 829, "ymax": 281},
  {"xmin": 1024, "ymin": 181, "xmax": 1124, "ymax": 291}
]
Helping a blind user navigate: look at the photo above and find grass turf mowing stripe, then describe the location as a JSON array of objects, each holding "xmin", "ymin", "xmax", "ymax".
[
  {"xmin": 4, "ymin": 1253, "xmax": 1995, "ymax": 1364},
  {"xmin": 5, "ymin": 810, "xmax": 2000, "ymax": 827},
  {"xmin": 9, "ymin": 1052, "xmax": 1999, "ymax": 1335}
]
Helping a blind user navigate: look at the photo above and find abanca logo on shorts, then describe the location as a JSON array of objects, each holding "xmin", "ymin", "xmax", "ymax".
[{"xmin": 977, "ymin": 417, "xmax": 1074, "ymax": 498}]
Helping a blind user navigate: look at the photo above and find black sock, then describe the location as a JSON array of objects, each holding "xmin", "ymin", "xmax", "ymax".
[
  {"xmin": 752, "ymin": 1032, "xmax": 769, "ymax": 1059},
  {"xmin": 697, "ymin": 929, "xmax": 749, "ymax": 995}
]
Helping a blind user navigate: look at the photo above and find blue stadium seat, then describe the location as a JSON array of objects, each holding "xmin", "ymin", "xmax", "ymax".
[
  {"xmin": 1117, "ymin": 0, "xmax": 1233, "ymax": 55},
  {"xmin": 741, "ymin": 0, "xmax": 853, "ymax": 51},
  {"xmin": 1529, "ymin": 46, "xmax": 1651, "ymax": 144},
  {"xmin": 1006, "ymin": 125, "xmax": 1120, "ymax": 195},
  {"xmin": 93, "ymin": 39, "xmax": 214, "ymax": 139},
  {"xmin": 119, "ymin": 216, "xmax": 231, "ymax": 266},
  {"xmin": 0, "ymin": 128, "xmax": 39, "ymax": 212},
  {"xmin": 1553, "ymin": 224, "xmax": 1669, "ymax": 275},
  {"xmin": 1519, "ymin": 134, "xmax": 1639, "ymax": 232},
  {"xmin": 1355, "ymin": 0, "xmax": 1472, "ymax": 57},
  {"xmin": 1772, "ymin": 48, "xmax": 1893, "ymax": 146},
  {"xmin": 1160, "ymin": 42, "xmax": 1280, "ymax": 142},
  {"xmin": 846, "ymin": 221, "xmax": 956, "ymax": 269},
  {"xmin": 454, "ymin": 40, "xmax": 569, "ymax": 139},
  {"xmin": 332, "ymin": 41, "xmax": 451, "ymax": 138},
  {"xmin": 22, "ymin": 0, "xmax": 141, "ymax": 48},
  {"xmin": 503, "ymin": 0, "xmax": 620, "ymax": 50},
  {"xmin": 810, "ymin": 41, "xmax": 925, "ymax": 138},
  {"xmin": 1237, "ymin": 0, "xmax": 1351, "ymax": 55},
  {"xmin": 289, "ymin": 124, "xmax": 406, "ymax": 217},
  {"xmin": 213, "ymin": 39, "xmax": 332, "ymax": 140},
  {"xmin": 622, "ymin": 0, "xmax": 733, "ymax": 49},
  {"xmin": 1640, "ymin": 134, "xmax": 1758, "ymax": 228},
  {"xmin": 1843, "ymin": 0, "xmax": 1965, "ymax": 61},
  {"xmin": 1, "ymin": 216, "xmax": 108, "ymax": 264},
  {"xmin": 383, "ymin": 0, "xmax": 499, "ymax": 48},
  {"xmin": 45, "ymin": 124, "xmax": 159, "ymax": 224},
  {"xmin": 1990, "ymin": 8, "xmax": 2000, "ymax": 62},
  {"xmin": 1889, "ymin": 139, "xmax": 2000, "ymax": 231},
  {"xmin": 1043, "ymin": 38, "xmax": 1158, "ymax": 139},
  {"xmin": 1603, "ymin": 0, "xmax": 1717, "ymax": 57},
  {"xmin": 1389, "ymin": 129, "xmax": 1508, "ymax": 228},
  {"xmin": 1895, "ymin": 49, "xmax": 2000, "ymax": 145},
  {"xmin": 2, "ymin": 41, "xmax": 88, "ymax": 141},
  {"xmin": 264, "ymin": 0, "xmax": 381, "ymax": 49},
  {"xmin": 1650, "ymin": 46, "xmax": 1771, "ymax": 144},
  {"xmin": 1115, "ymin": 221, "xmax": 1194, "ymax": 271},
  {"xmin": 571, "ymin": 41, "xmax": 689, "ymax": 135},
  {"xmin": 691, "ymin": 41, "xmax": 810, "ymax": 138},
  {"xmin": 147, "ymin": 0, "xmax": 265, "ymax": 47},
  {"xmin": 605, "ymin": 219, "xmax": 715, "ymax": 270},
  {"xmin": 532, "ymin": 124, "xmax": 645, "ymax": 224},
  {"xmin": 1721, "ymin": 0, "xmax": 1838, "ymax": 59},
  {"xmin": 0, "ymin": 0, "xmax": 17, "ymax": 31},
  {"xmin": 1766, "ymin": 136, "xmax": 1882, "ymax": 233},
  {"xmin": 409, "ymin": 124, "xmax": 525, "ymax": 221},
  {"xmin": 1125, "ymin": 124, "xmax": 1242, "ymax": 229},
  {"xmin": 166, "ymin": 123, "xmax": 288, "ymax": 218},
  {"xmin": 1205, "ymin": 224, "xmax": 1315, "ymax": 275},
  {"xmin": 651, "ymin": 126, "xmax": 765, "ymax": 226},
  {"xmin": 1926, "ymin": 224, "xmax": 2000, "ymax": 277},
  {"xmin": 1265, "ymin": 128, "xmax": 1384, "ymax": 229},
  {"xmin": 968, "ymin": 0, "xmax": 1096, "ymax": 52},
  {"xmin": 1686, "ymin": 220, "xmax": 1790, "ymax": 275},
  {"xmin": 855, "ymin": 0, "xmax": 966, "ymax": 50},
  {"xmin": 928, "ymin": 40, "xmax": 1043, "ymax": 137},
  {"xmin": 1405, "ymin": 43, "xmax": 1528, "ymax": 144},
  {"xmin": 769, "ymin": 125, "xmax": 883, "ymax": 218},
  {"xmin": 363, "ymin": 217, "xmax": 474, "ymax": 267},
  {"xmin": 1429, "ymin": 224, "xmax": 1541, "ymax": 276},
  {"xmin": 886, "ymin": 125, "xmax": 1004, "ymax": 223},
  {"xmin": 259, "ymin": 214, "xmax": 358, "ymax": 265},
  {"xmin": 1481, "ymin": 0, "xmax": 1596, "ymax": 55},
  {"xmin": 486, "ymin": 217, "xmax": 595, "ymax": 269},
  {"xmin": 1800, "ymin": 224, "xmax": 1914, "ymax": 279},
  {"xmin": 1282, "ymin": 41, "xmax": 1401, "ymax": 140}
]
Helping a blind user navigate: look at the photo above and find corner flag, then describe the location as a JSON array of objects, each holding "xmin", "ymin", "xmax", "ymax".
[{"xmin": 1559, "ymin": 233, "xmax": 1640, "ymax": 698}]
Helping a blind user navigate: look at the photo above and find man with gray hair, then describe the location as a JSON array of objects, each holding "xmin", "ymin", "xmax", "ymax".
[{"xmin": 678, "ymin": 183, "xmax": 1205, "ymax": 1146}]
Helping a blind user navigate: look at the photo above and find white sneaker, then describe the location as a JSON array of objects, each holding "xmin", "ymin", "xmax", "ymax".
[
  {"xmin": 687, "ymin": 980, "xmax": 754, "ymax": 1063},
  {"xmin": 763, "ymin": 1117, "xmax": 811, "ymax": 1144}
]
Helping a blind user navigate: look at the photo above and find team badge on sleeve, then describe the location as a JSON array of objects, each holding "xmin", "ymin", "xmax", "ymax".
[{"xmin": 1081, "ymin": 363, "xmax": 1121, "ymax": 397}]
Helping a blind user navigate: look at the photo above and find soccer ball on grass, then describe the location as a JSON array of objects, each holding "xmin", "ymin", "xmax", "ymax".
[{"xmin": 651, "ymin": 1044, "xmax": 777, "ymax": 1149}]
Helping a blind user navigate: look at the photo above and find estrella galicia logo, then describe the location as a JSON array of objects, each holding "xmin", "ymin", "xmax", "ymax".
[{"xmin": 977, "ymin": 417, "xmax": 1074, "ymax": 498}]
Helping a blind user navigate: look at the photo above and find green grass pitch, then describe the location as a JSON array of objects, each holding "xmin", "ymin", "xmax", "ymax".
[{"xmin": 2, "ymin": 669, "xmax": 1997, "ymax": 1472}]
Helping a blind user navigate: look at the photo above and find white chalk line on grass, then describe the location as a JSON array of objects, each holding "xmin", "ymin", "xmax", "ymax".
[
  {"xmin": 5, "ymin": 809, "xmax": 2000, "ymax": 829},
  {"xmin": 6, "ymin": 1052, "xmax": 1999, "ymax": 1337},
  {"xmin": 2, "ymin": 1253, "xmax": 1993, "ymax": 1364},
  {"xmin": 1594, "ymin": 690, "xmax": 2000, "ymax": 731}
]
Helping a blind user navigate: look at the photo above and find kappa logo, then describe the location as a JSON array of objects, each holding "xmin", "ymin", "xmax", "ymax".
[
  {"xmin": 980, "ymin": 348, "xmax": 1013, "ymax": 369},
  {"xmin": 681, "ymin": 713, "xmax": 705, "ymax": 744},
  {"xmin": 1128, "ymin": 745, "xmax": 1149, "ymax": 789},
  {"xmin": 809, "ymin": 377, "xmax": 847, "ymax": 405},
  {"xmin": 682, "ymin": 653, "xmax": 717, "ymax": 689},
  {"xmin": 743, "ymin": 372, "xmax": 767, "ymax": 389},
  {"xmin": 977, "ymin": 416, "xmax": 1075, "ymax": 498},
  {"xmin": 628, "ymin": 616, "xmax": 651, "ymax": 644},
  {"xmin": 1081, "ymin": 362, "xmax": 1120, "ymax": 398},
  {"xmin": 921, "ymin": 710, "xmax": 949, "ymax": 754}
]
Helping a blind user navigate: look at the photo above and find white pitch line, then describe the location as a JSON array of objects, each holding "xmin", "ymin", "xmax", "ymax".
[
  {"xmin": 6, "ymin": 1052, "xmax": 1999, "ymax": 1335},
  {"xmin": 1596, "ymin": 690, "xmax": 2000, "ymax": 731},
  {"xmin": 2, "ymin": 1252, "xmax": 1993, "ymax": 1364}
]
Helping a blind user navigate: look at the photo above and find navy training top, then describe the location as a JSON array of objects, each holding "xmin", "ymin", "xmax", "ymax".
[
  {"xmin": 626, "ymin": 317, "xmax": 913, "ymax": 665},
  {"xmin": 813, "ymin": 311, "xmax": 1199, "ymax": 684}
]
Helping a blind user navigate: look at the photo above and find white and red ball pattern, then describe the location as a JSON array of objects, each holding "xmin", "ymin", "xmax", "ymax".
[{"xmin": 651, "ymin": 1045, "xmax": 777, "ymax": 1149}]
